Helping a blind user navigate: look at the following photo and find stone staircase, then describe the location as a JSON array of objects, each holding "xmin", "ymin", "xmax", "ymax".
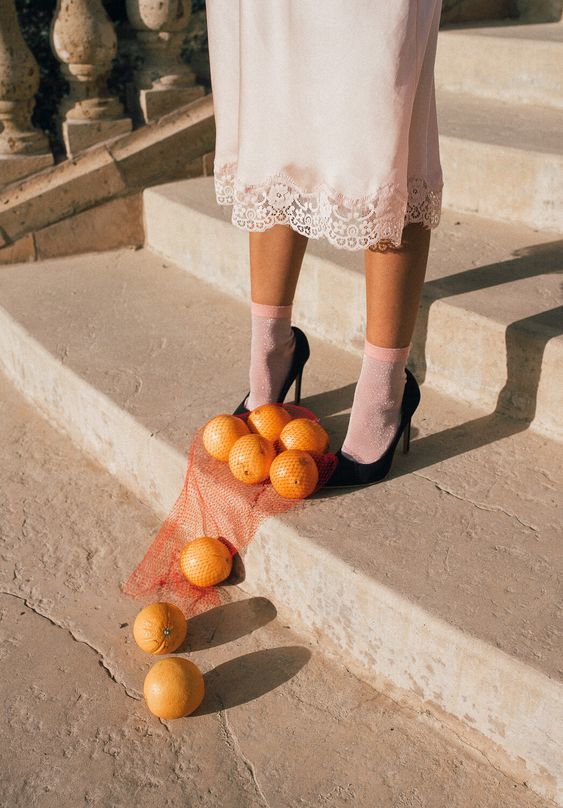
[{"xmin": 0, "ymin": 18, "xmax": 561, "ymax": 808}]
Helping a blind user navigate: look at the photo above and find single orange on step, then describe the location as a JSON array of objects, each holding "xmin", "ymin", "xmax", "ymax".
[
  {"xmin": 144, "ymin": 657, "xmax": 205, "ymax": 719},
  {"xmin": 228, "ymin": 433, "xmax": 277, "ymax": 485},
  {"xmin": 133, "ymin": 602, "xmax": 187, "ymax": 655},
  {"xmin": 270, "ymin": 449, "xmax": 319, "ymax": 499},
  {"xmin": 203, "ymin": 413, "xmax": 249, "ymax": 462},
  {"xmin": 179, "ymin": 536, "xmax": 233, "ymax": 587},
  {"xmin": 247, "ymin": 403, "xmax": 293, "ymax": 443},
  {"xmin": 279, "ymin": 418, "xmax": 330, "ymax": 454}
]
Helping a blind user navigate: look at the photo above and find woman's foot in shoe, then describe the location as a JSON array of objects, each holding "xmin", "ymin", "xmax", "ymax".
[
  {"xmin": 233, "ymin": 326, "xmax": 310, "ymax": 415},
  {"xmin": 324, "ymin": 368, "xmax": 420, "ymax": 489}
]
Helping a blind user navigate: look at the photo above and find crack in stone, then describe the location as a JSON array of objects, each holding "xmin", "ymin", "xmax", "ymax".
[
  {"xmin": 0, "ymin": 590, "xmax": 141, "ymax": 702},
  {"xmin": 412, "ymin": 472, "xmax": 538, "ymax": 532},
  {"xmin": 217, "ymin": 697, "xmax": 270, "ymax": 807}
]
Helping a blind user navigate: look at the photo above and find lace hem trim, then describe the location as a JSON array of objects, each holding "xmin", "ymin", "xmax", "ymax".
[{"xmin": 213, "ymin": 162, "xmax": 443, "ymax": 252}]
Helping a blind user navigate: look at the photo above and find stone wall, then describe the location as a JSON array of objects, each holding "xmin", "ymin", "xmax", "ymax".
[
  {"xmin": 440, "ymin": 0, "xmax": 562, "ymax": 22},
  {"xmin": 515, "ymin": 0, "xmax": 563, "ymax": 20}
]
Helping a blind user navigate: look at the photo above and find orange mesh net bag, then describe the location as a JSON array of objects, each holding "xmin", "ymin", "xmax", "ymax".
[{"xmin": 122, "ymin": 404, "xmax": 337, "ymax": 616}]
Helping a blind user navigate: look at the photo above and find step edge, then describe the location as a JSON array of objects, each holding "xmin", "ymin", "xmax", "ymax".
[
  {"xmin": 142, "ymin": 191, "xmax": 563, "ymax": 441},
  {"xmin": 0, "ymin": 301, "xmax": 561, "ymax": 805}
]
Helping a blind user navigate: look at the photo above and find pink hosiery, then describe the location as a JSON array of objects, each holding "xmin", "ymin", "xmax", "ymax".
[
  {"xmin": 245, "ymin": 302, "xmax": 296, "ymax": 410},
  {"xmin": 341, "ymin": 340, "xmax": 411, "ymax": 464}
]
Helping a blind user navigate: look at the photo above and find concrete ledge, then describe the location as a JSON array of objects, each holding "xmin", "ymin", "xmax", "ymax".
[
  {"xmin": 0, "ymin": 249, "xmax": 560, "ymax": 804},
  {"xmin": 436, "ymin": 24, "xmax": 563, "ymax": 109},
  {"xmin": 143, "ymin": 178, "xmax": 563, "ymax": 442}
]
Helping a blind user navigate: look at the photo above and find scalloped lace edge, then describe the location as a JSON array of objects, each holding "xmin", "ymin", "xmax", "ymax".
[{"xmin": 213, "ymin": 162, "xmax": 443, "ymax": 252}]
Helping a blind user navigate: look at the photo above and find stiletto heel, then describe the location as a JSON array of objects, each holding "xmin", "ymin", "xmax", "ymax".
[
  {"xmin": 294, "ymin": 367, "xmax": 303, "ymax": 405},
  {"xmin": 233, "ymin": 326, "xmax": 310, "ymax": 415},
  {"xmin": 402, "ymin": 417, "xmax": 411, "ymax": 454},
  {"xmin": 324, "ymin": 368, "xmax": 421, "ymax": 489}
]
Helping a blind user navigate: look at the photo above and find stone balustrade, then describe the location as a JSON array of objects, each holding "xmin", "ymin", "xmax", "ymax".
[
  {"xmin": 0, "ymin": 0, "xmax": 206, "ymax": 187},
  {"xmin": 0, "ymin": 0, "xmax": 561, "ymax": 189}
]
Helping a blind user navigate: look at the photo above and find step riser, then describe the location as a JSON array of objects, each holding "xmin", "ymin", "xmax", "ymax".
[
  {"xmin": 143, "ymin": 193, "xmax": 562, "ymax": 442},
  {"xmin": 0, "ymin": 307, "xmax": 560, "ymax": 805},
  {"xmin": 440, "ymin": 136, "xmax": 563, "ymax": 234},
  {"xmin": 436, "ymin": 34, "xmax": 563, "ymax": 109}
]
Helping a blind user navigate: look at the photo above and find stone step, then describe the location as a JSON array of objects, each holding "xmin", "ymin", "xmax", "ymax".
[
  {"xmin": 0, "ymin": 248, "xmax": 560, "ymax": 804},
  {"xmin": 436, "ymin": 22, "xmax": 563, "ymax": 109},
  {"xmin": 0, "ymin": 376, "xmax": 547, "ymax": 808},
  {"xmin": 436, "ymin": 89, "xmax": 563, "ymax": 232},
  {"xmin": 143, "ymin": 177, "xmax": 563, "ymax": 442}
]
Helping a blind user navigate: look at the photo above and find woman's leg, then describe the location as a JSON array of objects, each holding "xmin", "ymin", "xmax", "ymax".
[
  {"xmin": 246, "ymin": 225, "xmax": 309, "ymax": 408},
  {"xmin": 341, "ymin": 223, "xmax": 431, "ymax": 463}
]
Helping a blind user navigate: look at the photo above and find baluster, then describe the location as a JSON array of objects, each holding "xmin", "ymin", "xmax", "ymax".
[
  {"xmin": 50, "ymin": 0, "xmax": 132, "ymax": 157},
  {"xmin": 126, "ymin": 0, "xmax": 204, "ymax": 123},
  {"xmin": 0, "ymin": 0, "xmax": 53, "ymax": 186}
]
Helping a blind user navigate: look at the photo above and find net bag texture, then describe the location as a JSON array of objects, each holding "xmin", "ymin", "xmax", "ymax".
[{"xmin": 122, "ymin": 404, "xmax": 337, "ymax": 616}]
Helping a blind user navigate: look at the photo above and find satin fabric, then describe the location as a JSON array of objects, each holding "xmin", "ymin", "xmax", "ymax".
[{"xmin": 206, "ymin": 0, "xmax": 444, "ymax": 251}]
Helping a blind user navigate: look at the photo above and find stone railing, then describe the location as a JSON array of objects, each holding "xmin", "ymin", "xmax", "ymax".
[{"xmin": 0, "ymin": 0, "xmax": 206, "ymax": 187}]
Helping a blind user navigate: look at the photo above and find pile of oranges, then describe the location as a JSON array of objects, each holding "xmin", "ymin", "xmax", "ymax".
[{"xmin": 202, "ymin": 403, "xmax": 331, "ymax": 500}]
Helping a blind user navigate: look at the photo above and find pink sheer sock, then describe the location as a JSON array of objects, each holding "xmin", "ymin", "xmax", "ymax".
[
  {"xmin": 245, "ymin": 302, "xmax": 296, "ymax": 410},
  {"xmin": 341, "ymin": 340, "xmax": 411, "ymax": 464}
]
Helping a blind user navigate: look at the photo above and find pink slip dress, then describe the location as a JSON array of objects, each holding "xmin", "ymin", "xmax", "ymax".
[{"xmin": 206, "ymin": 0, "xmax": 444, "ymax": 252}]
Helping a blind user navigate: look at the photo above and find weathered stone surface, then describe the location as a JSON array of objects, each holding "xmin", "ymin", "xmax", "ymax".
[
  {"xmin": 108, "ymin": 94, "xmax": 215, "ymax": 186},
  {"xmin": 0, "ymin": 154, "xmax": 54, "ymax": 188},
  {"xmin": 138, "ymin": 84, "xmax": 206, "ymax": 122},
  {"xmin": 0, "ymin": 146, "xmax": 126, "ymax": 244},
  {"xmin": 0, "ymin": 375, "xmax": 548, "ymax": 808},
  {"xmin": 436, "ymin": 23, "xmax": 563, "ymax": 109},
  {"xmin": 62, "ymin": 117, "xmax": 132, "ymax": 159},
  {"xmin": 34, "ymin": 194, "xmax": 144, "ymax": 259},
  {"xmin": 0, "ymin": 248, "xmax": 560, "ymax": 803},
  {"xmin": 51, "ymin": 0, "xmax": 132, "ymax": 157},
  {"xmin": 0, "ymin": 0, "xmax": 52, "ymax": 157},
  {"xmin": 0, "ymin": 232, "xmax": 35, "ymax": 264},
  {"xmin": 0, "ymin": 93, "xmax": 214, "ymax": 248}
]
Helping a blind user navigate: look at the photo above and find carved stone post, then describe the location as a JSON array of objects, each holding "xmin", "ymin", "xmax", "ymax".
[
  {"xmin": 126, "ymin": 0, "xmax": 204, "ymax": 123},
  {"xmin": 0, "ymin": 0, "xmax": 53, "ymax": 187},
  {"xmin": 51, "ymin": 0, "xmax": 132, "ymax": 157}
]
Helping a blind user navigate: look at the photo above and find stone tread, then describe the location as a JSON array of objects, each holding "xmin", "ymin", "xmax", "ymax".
[
  {"xmin": 440, "ymin": 20, "xmax": 563, "ymax": 41},
  {"xmin": 149, "ymin": 177, "xmax": 563, "ymax": 331},
  {"xmin": 0, "ymin": 247, "xmax": 560, "ymax": 684},
  {"xmin": 0, "ymin": 375, "xmax": 548, "ymax": 808},
  {"xmin": 437, "ymin": 89, "xmax": 563, "ymax": 155}
]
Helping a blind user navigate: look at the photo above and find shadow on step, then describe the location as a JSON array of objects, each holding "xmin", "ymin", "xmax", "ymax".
[
  {"xmin": 414, "ymin": 238, "xmax": 562, "ymax": 388},
  {"xmin": 303, "ymin": 239, "xmax": 562, "ymax": 475},
  {"xmin": 194, "ymin": 646, "xmax": 311, "ymax": 715}
]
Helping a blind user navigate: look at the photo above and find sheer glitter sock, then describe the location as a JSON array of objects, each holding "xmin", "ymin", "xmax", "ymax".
[
  {"xmin": 245, "ymin": 302, "xmax": 296, "ymax": 410},
  {"xmin": 341, "ymin": 340, "xmax": 411, "ymax": 464}
]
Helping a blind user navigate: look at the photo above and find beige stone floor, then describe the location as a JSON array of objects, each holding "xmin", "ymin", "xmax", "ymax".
[{"xmin": 0, "ymin": 376, "xmax": 549, "ymax": 807}]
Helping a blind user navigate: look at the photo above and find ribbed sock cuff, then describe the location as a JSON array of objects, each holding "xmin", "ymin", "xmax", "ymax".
[
  {"xmin": 251, "ymin": 301, "xmax": 293, "ymax": 319},
  {"xmin": 363, "ymin": 338, "xmax": 411, "ymax": 362}
]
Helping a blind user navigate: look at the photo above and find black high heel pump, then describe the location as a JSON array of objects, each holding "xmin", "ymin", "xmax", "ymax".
[
  {"xmin": 324, "ymin": 367, "xmax": 420, "ymax": 488},
  {"xmin": 233, "ymin": 326, "xmax": 310, "ymax": 415}
]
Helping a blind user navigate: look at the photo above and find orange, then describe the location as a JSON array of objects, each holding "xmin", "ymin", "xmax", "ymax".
[
  {"xmin": 247, "ymin": 403, "xmax": 293, "ymax": 443},
  {"xmin": 202, "ymin": 414, "xmax": 249, "ymax": 462},
  {"xmin": 270, "ymin": 449, "xmax": 319, "ymax": 499},
  {"xmin": 179, "ymin": 536, "xmax": 233, "ymax": 587},
  {"xmin": 133, "ymin": 602, "xmax": 187, "ymax": 655},
  {"xmin": 228, "ymin": 433, "xmax": 277, "ymax": 485},
  {"xmin": 279, "ymin": 418, "xmax": 330, "ymax": 454},
  {"xmin": 144, "ymin": 657, "xmax": 204, "ymax": 719}
]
